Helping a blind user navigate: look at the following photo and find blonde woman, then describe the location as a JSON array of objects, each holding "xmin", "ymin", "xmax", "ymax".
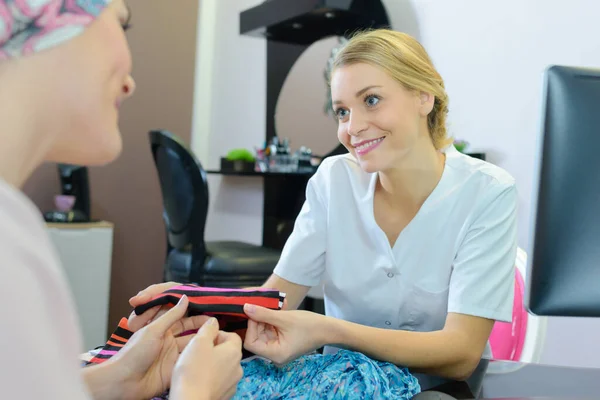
[
  {"xmin": 0, "ymin": 0, "xmax": 242, "ymax": 398},
  {"xmin": 132, "ymin": 29, "xmax": 517, "ymax": 390}
]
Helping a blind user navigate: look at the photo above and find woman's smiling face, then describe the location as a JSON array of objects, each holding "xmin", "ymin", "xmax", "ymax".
[{"xmin": 331, "ymin": 62, "xmax": 432, "ymax": 173}]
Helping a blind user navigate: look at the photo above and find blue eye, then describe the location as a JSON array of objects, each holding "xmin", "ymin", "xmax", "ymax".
[
  {"xmin": 336, "ymin": 108, "xmax": 349, "ymax": 120},
  {"xmin": 365, "ymin": 95, "xmax": 380, "ymax": 107}
]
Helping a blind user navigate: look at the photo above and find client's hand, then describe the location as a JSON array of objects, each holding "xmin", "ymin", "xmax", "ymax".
[
  {"xmin": 243, "ymin": 304, "xmax": 327, "ymax": 365},
  {"xmin": 111, "ymin": 295, "xmax": 211, "ymax": 399},
  {"xmin": 127, "ymin": 282, "xmax": 289, "ymax": 331},
  {"xmin": 127, "ymin": 281, "xmax": 181, "ymax": 331},
  {"xmin": 170, "ymin": 319, "xmax": 244, "ymax": 400}
]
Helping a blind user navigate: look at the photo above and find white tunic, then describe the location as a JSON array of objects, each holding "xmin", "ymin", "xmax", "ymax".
[
  {"xmin": 274, "ymin": 145, "xmax": 517, "ymax": 387},
  {"xmin": 0, "ymin": 178, "xmax": 91, "ymax": 398}
]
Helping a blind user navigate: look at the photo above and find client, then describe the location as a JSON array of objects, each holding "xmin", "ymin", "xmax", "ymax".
[{"xmin": 0, "ymin": 1, "xmax": 242, "ymax": 399}]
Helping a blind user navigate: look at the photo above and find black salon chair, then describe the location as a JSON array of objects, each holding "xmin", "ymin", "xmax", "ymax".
[{"xmin": 148, "ymin": 129, "xmax": 280, "ymax": 287}]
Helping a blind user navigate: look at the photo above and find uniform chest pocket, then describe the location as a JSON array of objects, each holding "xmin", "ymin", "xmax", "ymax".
[{"xmin": 399, "ymin": 282, "xmax": 449, "ymax": 332}]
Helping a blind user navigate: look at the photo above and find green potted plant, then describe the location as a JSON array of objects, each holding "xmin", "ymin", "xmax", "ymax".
[
  {"xmin": 221, "ymin": 148, "xmax": 256, "ymax": 172},
  {"xmin": 453, "ymin": 139, "xmax": 469, "ymax": 153}
]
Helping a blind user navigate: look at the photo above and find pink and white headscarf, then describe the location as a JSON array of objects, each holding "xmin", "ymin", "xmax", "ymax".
[{"xmin": 0, "ymin": 0, "xmax": 111, "ymax": 60}]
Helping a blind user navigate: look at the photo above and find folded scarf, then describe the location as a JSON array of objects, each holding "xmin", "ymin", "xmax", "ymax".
[{"xmin": 86, "ymin": 284, "xmax": 285, "ymax": 365}]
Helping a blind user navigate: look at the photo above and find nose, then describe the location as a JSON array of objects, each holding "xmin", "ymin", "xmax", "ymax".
[
  {"xmin": 122, "ymin": 75, "xmax": 136, "ymax": 98},
  {"xmin": 347, "ymin": 110, "xmax": 368, "ymax": 137}
]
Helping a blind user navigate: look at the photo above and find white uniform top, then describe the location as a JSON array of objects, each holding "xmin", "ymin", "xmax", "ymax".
[
  {"xmin": 273, "ymin": 145, "xmax": 517, "ymax": 388},
  {"xmin": 0, "ymin": 179, "xmax": 91, "ymax": 399}
]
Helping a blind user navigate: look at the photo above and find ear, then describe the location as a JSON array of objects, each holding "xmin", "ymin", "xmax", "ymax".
[{"xmin": 418, "ymin": 91, "xmax": 435, "ymax": 116}]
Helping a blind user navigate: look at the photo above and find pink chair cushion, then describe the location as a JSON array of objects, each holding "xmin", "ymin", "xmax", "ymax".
[{"xmin": 489, "ymin": 268, "xmax": 528, "ymax": 361}]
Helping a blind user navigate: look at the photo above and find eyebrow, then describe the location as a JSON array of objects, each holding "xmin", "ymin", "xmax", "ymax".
[{"xmin": 332, "ymin": 85, "xmax": 382, "ymax": 105}]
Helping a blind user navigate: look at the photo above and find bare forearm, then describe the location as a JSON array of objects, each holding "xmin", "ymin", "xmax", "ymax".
[
  {"xmin": 262, "ymin": 274, "xmax": 310, "ymax": 310},
  {"xmin": 323, "ymin": 317, "xmax": 480, "ymax": 380}
]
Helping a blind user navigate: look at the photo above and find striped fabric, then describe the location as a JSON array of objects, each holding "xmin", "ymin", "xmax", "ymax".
[
  {"xmin": 133, "ymin": 285, "xmax": 286, "ymax": 317},
  {"xmin": 86, "ymin": 317, "xmax": 132, "ymax": 365},
  {"xmin": 85, "ymin": 285, "xmax": 285, "ymax": 366}
]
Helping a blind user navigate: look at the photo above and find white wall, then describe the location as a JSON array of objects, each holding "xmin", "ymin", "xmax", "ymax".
[
  {"xmin": 192, "ymin": 0, "xmax": 265, "ymax": 244},
  {"xmin": 392, "ymin": 0, "xmax": 600, "ymax": 250},
  {"xmin": 275, "ymin": 36, "xmax": 341, "ymax": 156},
  {"xmin": 192, "ymin": 0, "xmax": 600, "ymax": 368},
  {"xmin": 390, "ymin": 0, "xmax": 600, "ymax": 369}
]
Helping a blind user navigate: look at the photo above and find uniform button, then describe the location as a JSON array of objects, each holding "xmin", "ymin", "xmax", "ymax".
[
  {"xmin": 387, "ymin": 272, "xmax": 394, "ymax": 278},
  {"xmin": 385, "ymin": 321, "xmax": 392, "ymax": 326}
]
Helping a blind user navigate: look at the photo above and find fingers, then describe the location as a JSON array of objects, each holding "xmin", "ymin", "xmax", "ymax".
[
  {"xmin": 171, "ymin": 314, "xmax": 212, "ymax": 337},
  {"xmin": 244, "ymin": 304, "xmax": 283, "ymax": 325},
  {"xmin": 151, "ymin": 306, "xmax": 171, "ymax": 324},
  {"xmin": 182, "ymin": 319, "xmax": 240, "ymax": 359},
  {"xmin": 171, "ymin": 315, "xmax": 233, "ymax": 353},
  {"xmin": 127, "ymin": 305, "xmax": 161, "ymax": 332},
  {"xmin": 216, "ymin": 331, "xmax": 242, "ymax": 348},
  {"xmin": 264, "ymin": 324, "xmax": 279, "ymax": 341},
  {"xmin": 244, "ymin": 318, "xmax": 259, "ymax": 345},
  {"xmin": 146, "ymin": 295, "xmax": 189, "ymax": 335},
  {"xmin": 177, "ymin": 318, "xmax": 219, "ymax": 362},
  {"xmin": 243, "ymin": 321, "xmax": 268, "ymax": 356},
  {"xmin": 128, "ymin": 281, "xmax": 180, "ymax": 307},
  {"xmin": 243, "ymin": 337, "xmax": 268, "ymax": 357},
  {"xmin": 194, "ymin": 317, "xmax": 220, "ymax": 343},
  {"xmin": 178, "ymin": 318, "xmax": 219, "ymax": 357},
  {"xmin": 127, "ymin": 281, "xmax": 182, "ymax": 331},
  {"xmin": 175, "ymin": 332, "xmax": 195, "ymax": 352},
  {"xmin": 214, "ymin": 331, "xmax": 243, "ymax": 362},
  {"xmin": 129, "ymin": 304, "xmax": 173, "ymax": 332},
  {"xmin": 216, "ymin": 334, "xmax": 243, "ymax": 369}
]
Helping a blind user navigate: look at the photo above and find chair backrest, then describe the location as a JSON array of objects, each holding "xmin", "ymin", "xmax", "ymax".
[
  {"xmin": 489, "ymin": 266, "xmax": 528, "ymax": 361},
  {"xmin": 148, "ymin": 130, "xmax": 209, "ymax": 254},
  {"xmin": 489, "ymin": 247, "xmax": 547, "ymax": 365}
]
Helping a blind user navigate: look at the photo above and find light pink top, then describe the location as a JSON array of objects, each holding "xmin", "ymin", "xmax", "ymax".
[{"xmin": 0, "ymin": 178, "xmax": 91, "ymax": 398}]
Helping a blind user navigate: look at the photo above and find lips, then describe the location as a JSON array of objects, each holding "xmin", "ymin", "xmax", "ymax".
[{"xmin": 352, "ymin": 137, "xmax": 385, "ymax": 156}]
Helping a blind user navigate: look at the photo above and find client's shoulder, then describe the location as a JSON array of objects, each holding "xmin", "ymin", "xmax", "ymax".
[{"xmin": 0, "ymin": 178, "xmax": 60, "ymax": 271}]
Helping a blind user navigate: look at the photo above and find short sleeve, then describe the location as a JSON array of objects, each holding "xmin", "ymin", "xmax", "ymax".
[
  {"xmin": 447, "ymin": 183, "xmax": 518, "ymax": 323},
  {"xmin": 273, "ymin": 170, "xmax": 328, "ymax": 287}
]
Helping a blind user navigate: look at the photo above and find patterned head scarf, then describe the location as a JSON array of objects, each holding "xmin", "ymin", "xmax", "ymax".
[{"xmin": 0, "ymin": 0, "xmax": 111, "ymax": 61}]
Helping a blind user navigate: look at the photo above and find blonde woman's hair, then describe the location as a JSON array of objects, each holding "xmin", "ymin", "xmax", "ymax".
[{"xmin": 331, "ymin": 29, "xmax": 453, "ymax": 150}]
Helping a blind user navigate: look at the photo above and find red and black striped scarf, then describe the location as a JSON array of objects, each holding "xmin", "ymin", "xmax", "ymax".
[{"xmin": 86, "ymin": 285, "xmax": 285, "ymax": 365}]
